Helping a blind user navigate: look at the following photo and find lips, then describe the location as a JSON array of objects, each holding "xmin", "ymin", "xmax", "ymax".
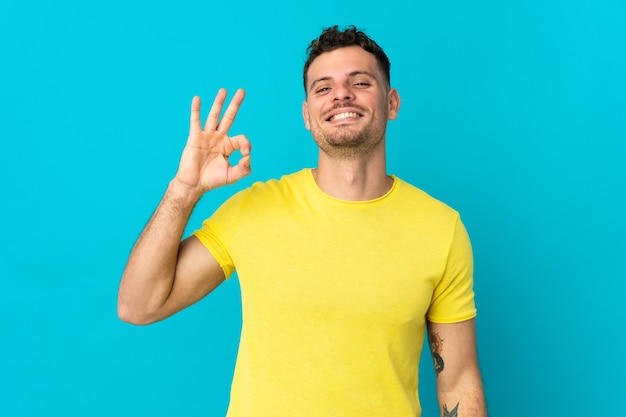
[
  {"xmin": 325, "ymin": 106, "xmax": 365, "ymax": 122},
  {"xmin": 329, "ymin": 111, "xmax": 361, "ymax": 122}
]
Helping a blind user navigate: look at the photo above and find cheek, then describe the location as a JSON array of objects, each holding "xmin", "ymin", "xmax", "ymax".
[
  {"xmin": 306, "ymin": 105, "xmax": 324, "ymax": 130},
  {"xmin": 302, "ymin": 105, "xmax": 310, "ymax": 130}
]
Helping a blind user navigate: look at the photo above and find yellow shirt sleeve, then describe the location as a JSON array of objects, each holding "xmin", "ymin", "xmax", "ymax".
[
  {"xmin": 192, "ymin": 188, "xmax": 248, "ymax": 279},
  {"xmin": 427, "ymin": 216, "xmax": 477, "ymax": 323}
]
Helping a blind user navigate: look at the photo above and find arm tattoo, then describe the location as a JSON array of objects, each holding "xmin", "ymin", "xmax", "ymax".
[
  {"xmin": 443, "ymin": 403, "xmax": 459, "ymax": 417},
  {"xmin": 429, "ymin": 331, "xmax": 445, "ymax": 375}
]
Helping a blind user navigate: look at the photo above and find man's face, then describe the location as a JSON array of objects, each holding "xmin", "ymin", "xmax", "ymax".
[{"xmin": 302, "ymin": 45, "xmax": 400, "ymax": 159}]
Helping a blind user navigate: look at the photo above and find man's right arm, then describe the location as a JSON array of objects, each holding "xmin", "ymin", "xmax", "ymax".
[{"xmin": 117, "ymin": 89, "xmax": 251, "ymax": 325}]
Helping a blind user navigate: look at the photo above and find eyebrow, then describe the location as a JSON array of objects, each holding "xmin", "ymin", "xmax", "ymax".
[{"xmin": 308, "ymin": 70, "xmax": 377, "ymax": 93}]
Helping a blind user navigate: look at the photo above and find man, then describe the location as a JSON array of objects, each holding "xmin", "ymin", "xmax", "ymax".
[{"xmin": 118, "ymin": 26, "xmax": 488, "ymax": 417}]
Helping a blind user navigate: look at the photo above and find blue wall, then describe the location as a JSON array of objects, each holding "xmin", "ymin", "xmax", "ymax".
[{"xmin": 1, "ymin": 1, "xmax": 624, "ymax": 416}]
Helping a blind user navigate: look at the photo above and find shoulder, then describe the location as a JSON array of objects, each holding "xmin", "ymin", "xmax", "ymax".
[
  {"xmin": 250, "ymin": 169, "xmax": 309, "ymax": 190},
  {"xmin": 222, "ymin": 169, "xmax": 310, "ymax": 212},
  {"xmin": 241, "ymin": 169, "xmax": 310, "ymax": 199},
  {"xmin": 393, "ymin": 177, "xmax": 460, "ymax": 221},
  {"xmin": 200, "ymin": 170, "xmax": 309, "ymax": 229}
]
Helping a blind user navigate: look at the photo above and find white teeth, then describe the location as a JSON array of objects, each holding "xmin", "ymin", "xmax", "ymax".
[{"xmin": 330, "ymin": 112, "xmax": 360, "ymax": 121}]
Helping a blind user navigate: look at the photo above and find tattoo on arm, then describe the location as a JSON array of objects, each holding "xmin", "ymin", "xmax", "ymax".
[
  {"xmin": 429, "ymin": 331, "xmax": 445, "ymax": 375},
  {"xmin": 443, "ymin": 403, "xmax": 459, "ymax": 417}
]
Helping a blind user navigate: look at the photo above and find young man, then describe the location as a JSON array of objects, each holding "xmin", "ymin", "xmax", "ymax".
[{"xmin": 118, "ymin": 26, "xmax": 488, "ymax": 417}]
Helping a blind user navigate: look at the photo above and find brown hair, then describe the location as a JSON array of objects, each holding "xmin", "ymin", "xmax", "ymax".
[{"xmin": 303, "ymin": 25, "xmax": 391, "ymax": 93}]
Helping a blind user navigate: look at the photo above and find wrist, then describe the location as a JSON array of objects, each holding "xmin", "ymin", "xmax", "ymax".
[{"xmin": 167, "ymin": 177, "xmax": 205, "ymax": 207}]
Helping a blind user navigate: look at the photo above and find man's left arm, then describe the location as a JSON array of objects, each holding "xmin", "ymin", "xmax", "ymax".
[{"xmin": 427, "ymin": 318, "xmax": 488, "ymax": 417}]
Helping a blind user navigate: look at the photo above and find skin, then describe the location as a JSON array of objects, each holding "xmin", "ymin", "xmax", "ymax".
[
  {"xmin": 302, "ymin": 45, "xmax": 400, "ymax": 201},
  {"xmin": 117, "ymin": 89, "xmax": 248, "ymax": 324},
  {"xmin": 118, "ymin": 44, "xmax": 487, "ymax": 416},
  {"xmin": 429, "ymin": 319, "xmax": 488, "ymax": 416}
]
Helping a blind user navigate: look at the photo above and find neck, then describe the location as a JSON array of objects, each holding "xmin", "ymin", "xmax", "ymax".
[{"xmin": 313, "ymin": 146, "xmax": 392, "ymax": 201}]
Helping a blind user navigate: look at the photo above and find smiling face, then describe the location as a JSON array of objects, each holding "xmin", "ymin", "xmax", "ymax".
[{"xmin": 302, "ymin": 46, "xmax": 400, "ymax": 160}]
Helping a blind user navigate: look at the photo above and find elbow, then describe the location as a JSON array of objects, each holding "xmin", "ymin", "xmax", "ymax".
[
  {"xmin": 117, "ymin": 304, "xmax": 142, "ymax": 325},
  {"xmin": 117, "ymin": 300, "xmax": 157, "ymax": 326}
]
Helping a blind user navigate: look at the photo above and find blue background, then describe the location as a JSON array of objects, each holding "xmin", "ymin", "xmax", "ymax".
[{"xmin": 1, "ymin": 1, "xmax": 625, "ymax": 416}]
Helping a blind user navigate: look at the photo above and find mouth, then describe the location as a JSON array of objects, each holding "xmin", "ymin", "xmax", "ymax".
[
  {"xmin": 326, "ymin": 111, "xmax": 363, "ymax": 122},
  {"xmin": 328, "ymin": 112, "xmax": 361, "ymax": 122}
]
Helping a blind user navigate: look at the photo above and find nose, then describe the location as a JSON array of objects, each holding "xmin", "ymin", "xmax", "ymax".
[{"xmin": 333, "ymin": 83, "xmax": 353, "ymax": 102}]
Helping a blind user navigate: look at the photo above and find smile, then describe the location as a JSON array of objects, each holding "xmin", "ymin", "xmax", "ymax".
[{"xmin": 328, "ymin": 112, "xmax": 361, "ymax": 122}]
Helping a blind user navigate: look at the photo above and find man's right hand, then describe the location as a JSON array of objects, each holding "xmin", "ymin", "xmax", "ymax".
[
  {"xmin": 118, "ymin": 89, "xmax": 248, "ymax": 325},
  {"xmin": 174, "ymin": 88, "xmax": 251, "ymax": 196}
]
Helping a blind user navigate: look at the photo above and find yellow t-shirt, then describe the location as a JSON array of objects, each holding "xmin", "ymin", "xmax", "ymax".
[{"xmin": 193, "ymin": 169, "xmax": 476, "ymax": 417}]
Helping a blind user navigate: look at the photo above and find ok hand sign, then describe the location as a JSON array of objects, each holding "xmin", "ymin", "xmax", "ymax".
[{"xmin": 175, "ymin": 88, "xmax": 251, "ymax": 194}]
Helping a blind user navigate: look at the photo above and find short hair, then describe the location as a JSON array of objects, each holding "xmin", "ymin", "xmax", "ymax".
[{"xmin": 303, "ymin": 25, "xmax": 391, "ymax": 93}]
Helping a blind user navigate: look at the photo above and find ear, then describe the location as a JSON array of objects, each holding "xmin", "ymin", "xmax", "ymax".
[
  {"xmin": 302, "ymin": 100, "xmax": 311, "ymax": 130},
  {"xmin": 387, "ymin": 88, "xmax": 401, "ymax": 120}
]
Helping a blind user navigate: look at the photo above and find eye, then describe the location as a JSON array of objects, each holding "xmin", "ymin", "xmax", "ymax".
[
  {"xmin": 315, "ymin": 87, "xmax": 331, "ymax": 94},
  {"xmin": 353, "ymin": 81, "xmax": 371, "ymax": 88}
]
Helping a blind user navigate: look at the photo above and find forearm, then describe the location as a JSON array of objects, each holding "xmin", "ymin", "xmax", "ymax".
[
  {"xmin": 118, "ymin": 178, "xmax": 202, "ymax": 324},
  {"xmin": 437, "ymin": 367, "xmax": 488, "ymax": 417}
]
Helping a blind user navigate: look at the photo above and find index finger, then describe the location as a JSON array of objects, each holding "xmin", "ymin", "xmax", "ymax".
[
  {"xmin": 189, "ymin": 96, "xmax": 202, "ymax": 135},
  {"xmin": 217, "ymin": 88, "xmax": 246, "ymax": 133}
]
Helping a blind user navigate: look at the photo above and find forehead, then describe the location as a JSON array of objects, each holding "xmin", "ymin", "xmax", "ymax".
[{"xmin": 306, "ymin": 46, "xmax": 381, "ymax": 85}]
